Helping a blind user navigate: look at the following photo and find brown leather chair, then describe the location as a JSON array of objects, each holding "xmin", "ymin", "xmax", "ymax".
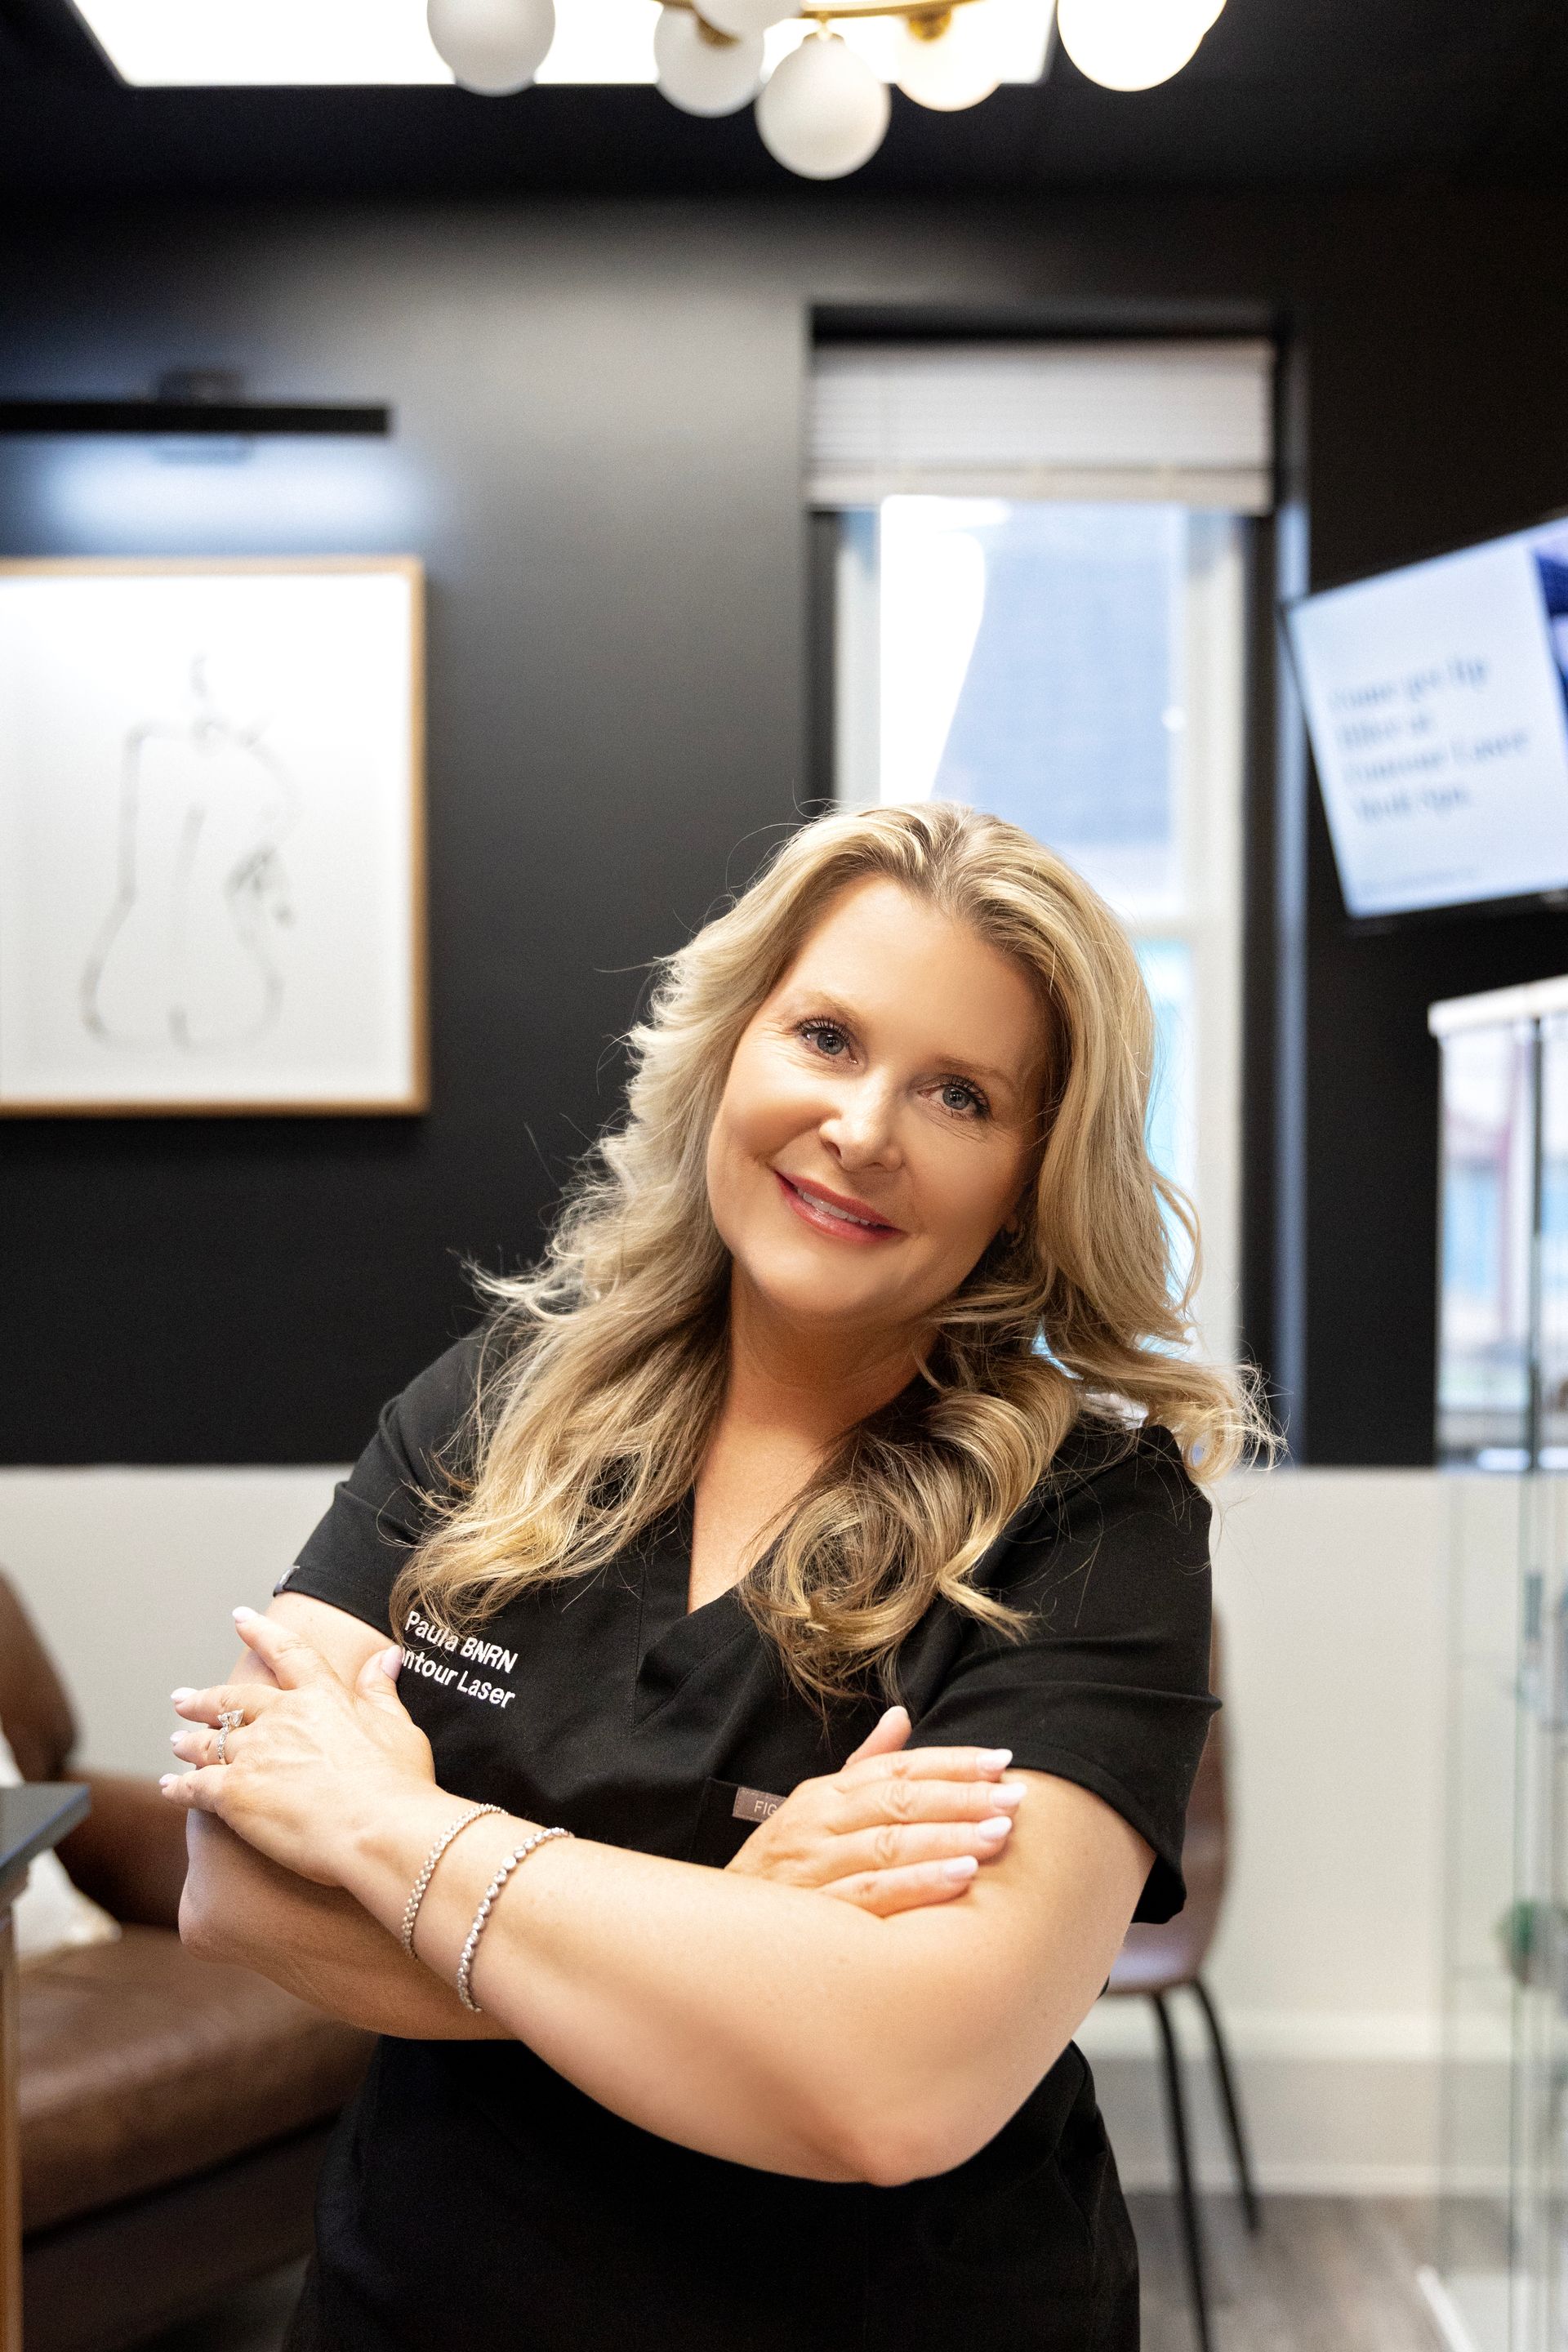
[
  {"xmin": 1102, "ymin": 1620, "xmax": 1258, "ymax": 2352},
  {"xmin": 0, "ymin": 1572, "xmax": 373, "ymax": 2352}
]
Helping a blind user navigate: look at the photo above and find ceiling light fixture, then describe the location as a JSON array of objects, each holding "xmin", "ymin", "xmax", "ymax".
[
  {"xmin": 755, "ymin": 27, "xmax": 891, "ymax": 177},
  {"xmin": 425, "ymin": 0, "xmax": 1058, "ymax": 174},
  {"xmin": 69, "ymin": 0, "xmax": 1222, "ymax": 178},
  {"xmin": 891, "ymin": 7, "xmax": 1003, "ymax": 112},
  {"xmin": 653, "ymin": 9, "xmax": 765, "ymax": 114},
  {"xmin": 699, "ymin": 0, "xmax": 795, "ymax": 33},
  {"xmin": 425, "ymin": 0, "xmax": 555, "ymax": 92},
  {"xmin": 1055, "ymin": 0, "xmax": 1223, "ymax": 92}
]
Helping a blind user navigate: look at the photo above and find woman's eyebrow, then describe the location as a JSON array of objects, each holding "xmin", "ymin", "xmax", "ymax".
[
  {"xmin": 921, "ymin": 1038, "xmax": 1035, "ymax": 1098},
  {"xmin": 942, "ymin": 1053, "xmax": 1017, "ymax": 1091},
  {"xmin": 777, "ymin": 986, "xmax": 862, "ymax": 1032}
]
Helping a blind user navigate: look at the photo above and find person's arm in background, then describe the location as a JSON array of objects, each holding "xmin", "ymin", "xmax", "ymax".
[{"xmin": 179, "ymin": 1592, "xmax": 509, "ymax": 2037}]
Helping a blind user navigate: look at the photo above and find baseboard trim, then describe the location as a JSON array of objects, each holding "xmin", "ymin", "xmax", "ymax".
[
  {"xmin": 1085, "ymin": 2033, "xmax": 1508, "ymax": 2198},
  {"xmin": 1119, "ymin": 2158, "xmax": 1503, "ymax": 2197},
  {"xmin": 1080, "ymin": 2004, "xmax": 1481, "ymax": 2065},
  {"xmin": 1417, "ymin": 2265, "xmax": 1487, "ymax": 2352}
]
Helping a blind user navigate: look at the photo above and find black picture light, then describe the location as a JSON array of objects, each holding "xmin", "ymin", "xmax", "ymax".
[{"xmin": 0, "ymin": 370, "xmax": 391, "ymax": 436}]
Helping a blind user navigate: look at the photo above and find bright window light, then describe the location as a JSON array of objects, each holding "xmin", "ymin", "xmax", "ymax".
[
  {"xmin": 947, "ymin": 0, "xmax": 1055, "ymax": 85},
  {"xmin": 69, "ymin": 0, "xmax": 660, "ymax": 87},
  {"xmin": 70, "ymin": 0, "xmax": 452, "ymax": 84},
  {"xmin": 535, "ymin": 0, "xmax": 658, "ymax": 82},
  {"xmin": 835, "ymin": 495, "xmax": 1245, "ymax": 1358}
]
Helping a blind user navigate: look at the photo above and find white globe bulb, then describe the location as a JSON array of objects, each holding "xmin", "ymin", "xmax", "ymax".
[
  {"xmin": 427, "ymin": 0, "xmax": 556, "ymax": 93},
  {"xmin": 1056, "ymin": 0, "xmax": 1209, "ymax": 91},
  {"xmin": 699, "ymin": 0, "xmax": 796, "ymax": 37},
  {"xmin": 755, "ymin": 31, "xmax": 891, "ymax": 179},
  {"xmin": 654, "ymin": 8, "xmax": 764, "ymax": 115},
  {"xmin": 893, "ymin": 4, "xmax": 1002, "ymax": 111}
]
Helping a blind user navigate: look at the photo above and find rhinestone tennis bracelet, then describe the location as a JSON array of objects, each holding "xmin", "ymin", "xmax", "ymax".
[
  {"xmin": 399, "ymin": 1804, "xmax": 506, "ymax": 1958},
  {"xmin": 456, "ymin": 1826, "xmax": 574, "ymax": 2012}
]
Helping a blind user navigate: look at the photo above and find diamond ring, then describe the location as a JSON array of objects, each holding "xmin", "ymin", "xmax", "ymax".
[{"xmin": 216, "ymin": 1707, "xmax": 244, "ymax": 1765}]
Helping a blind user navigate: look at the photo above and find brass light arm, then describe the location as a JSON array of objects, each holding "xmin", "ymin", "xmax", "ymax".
[{"xmin": 666, "ymin": 0, "xmax": 981, "ymax": 30}]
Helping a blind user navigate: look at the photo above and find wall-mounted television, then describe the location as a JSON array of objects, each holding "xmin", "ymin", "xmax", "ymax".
[{"xmin": 1285, "ymin": 515, "xmax": 1568, "ymax": 920}]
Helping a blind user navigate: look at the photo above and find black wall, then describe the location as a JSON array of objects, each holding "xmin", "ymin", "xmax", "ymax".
[{"xmin": 3, "ymin": 189, "xmax": 1567, "ymax": 1466}]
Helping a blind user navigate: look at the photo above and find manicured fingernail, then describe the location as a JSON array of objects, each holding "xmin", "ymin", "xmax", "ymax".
[
  {"xmin": 978, "ymin": 1748, "xmax": 1013, "ymax": 1772},
  {"xmin": 171, "ymin": 1687, "xmax": 195, "ymax": 1704},
  {"xmin": 942, "ymin": 1855, "xmax": 980, "ymax": 1882},
  {"xmin": 991, "ymin": 1781, "xmax": 1027, "ymax": 1810},
  {"xmin": 233, "ymin": 1606, "xmax": 255, "ymax": 1623},
  {"xmin": 168, "ymin": 1731, "xmax": 183, "ymax": 1748},
  {"xmin": 158, "ymin": 1775, "xmax": 176, "ymax": 1790},
  {"xmin": 978, "ymin": 1815, "xmax": 1014, "ymax": 1840},
  {"xmin": 881, "ymin": 1704, "xmax": 908, "ymax": 1721},
  {"xmin": 378, "ymin": 1646, "xmax": 402, "ymax": 1678}
]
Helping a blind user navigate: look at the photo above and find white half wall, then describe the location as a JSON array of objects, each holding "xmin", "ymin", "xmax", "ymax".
[
  {"xmin": 0, "ymin": 1464, "xmax": 342, "ymax": 1775},
  {"xmin": 0, "ymin": 1459, "xmax": 1507, "ymax": 2195}
]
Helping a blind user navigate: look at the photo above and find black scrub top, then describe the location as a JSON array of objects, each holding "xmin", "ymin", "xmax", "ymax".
[{"xmin": 278, "ymin": 1330, "xmax": 1215, "ymax": 2352}]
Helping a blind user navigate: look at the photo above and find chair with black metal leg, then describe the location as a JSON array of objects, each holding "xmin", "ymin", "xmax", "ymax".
[{"xmin": 1102, "ymin": 1619, "xmax": 1259, "ymax": 2352}]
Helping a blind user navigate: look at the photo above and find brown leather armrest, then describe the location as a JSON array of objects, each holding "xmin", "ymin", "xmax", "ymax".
[{"xmin": 56, "ymin": 1771, "xmax": 188, "ymax": 1931}]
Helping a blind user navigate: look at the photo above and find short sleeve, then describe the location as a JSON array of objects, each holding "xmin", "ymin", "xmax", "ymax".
[
  {"xmin": 909, "ymin": 1426, "xmax": 1215, "ymax": 1923},
  {"xmin": 276, "ymin": 1330, "xmax": 488, "ymax": 1637}
]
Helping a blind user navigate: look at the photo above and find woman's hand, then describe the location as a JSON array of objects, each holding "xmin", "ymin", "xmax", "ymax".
[
  {"xmin": 161, "ymin": 1606, "xmax": 435, "ymax": 1886},
  {"xmin": 725, "ymin": 1706, "xmax": 1025, "ymax": 1918}
]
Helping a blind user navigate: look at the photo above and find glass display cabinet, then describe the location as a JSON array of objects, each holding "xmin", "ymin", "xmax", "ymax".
[{"xmin": 1430, "ymin": 975, "xmax": 1568, "ymax": 2352}]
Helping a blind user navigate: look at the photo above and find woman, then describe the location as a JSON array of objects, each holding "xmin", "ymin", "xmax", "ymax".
[{"xmin": 164, "ymin": 802, "xmax": 1253, "ymax": 2351}]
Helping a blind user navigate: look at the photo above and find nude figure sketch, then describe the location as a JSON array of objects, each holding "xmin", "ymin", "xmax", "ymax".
[{"xmin": 80, "ymin": 657, "xmax": 301, "ymax": 1053}]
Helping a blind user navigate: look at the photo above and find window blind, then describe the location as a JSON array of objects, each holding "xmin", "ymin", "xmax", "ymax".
[{"xmin": 808, "ymin": 339, "xmax": 1275, "ymax": 512}]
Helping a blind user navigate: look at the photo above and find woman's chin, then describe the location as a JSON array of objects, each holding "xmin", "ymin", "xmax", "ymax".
[{"xmin": 739, "ymin": 1263, "xmax": 915, "ymax": 1334}]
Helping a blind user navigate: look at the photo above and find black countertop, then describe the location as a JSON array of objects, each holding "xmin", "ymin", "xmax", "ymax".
[{"xmin": 0, "ymin": 1784, "xmax": 90, "ymax": 1909}]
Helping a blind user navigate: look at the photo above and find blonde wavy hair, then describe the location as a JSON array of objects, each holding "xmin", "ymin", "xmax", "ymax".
[{"xmin": 393, "ymin": 803, "xmax": 1261, "ymax": 1701}]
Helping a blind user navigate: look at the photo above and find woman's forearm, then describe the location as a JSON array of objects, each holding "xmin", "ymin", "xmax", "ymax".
[
  {"xmin": 337, "ymin": 1782, "xmax": 1099, "ymax": 2184},
  {"xmin": 180, "ymin": 1811, "xmax": 509, "ymax": 2039}
]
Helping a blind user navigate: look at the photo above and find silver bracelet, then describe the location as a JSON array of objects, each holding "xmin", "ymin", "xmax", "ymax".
[
  {"xmin": 456, "ymin": 1826, "xmax": 573, "ymax": 2012},
  {"xmin": 400, "ymin": 1804, "xmax": 506, "ymax": 1958}
]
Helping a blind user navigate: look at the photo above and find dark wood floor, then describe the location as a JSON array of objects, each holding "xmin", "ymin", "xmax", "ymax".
[
  {"xmin": 1131, "ymin": 2195, "xmax": 1447, "ymax": 2352},
  {"xmin": 136, "ymin": 2198, "xmax": 1450, "ymax": 2350}
]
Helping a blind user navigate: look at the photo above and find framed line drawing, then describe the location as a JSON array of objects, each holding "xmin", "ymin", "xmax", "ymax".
[{"xmin": 0, "ymin": 555, "xmax": 427, "ymax": 1116}]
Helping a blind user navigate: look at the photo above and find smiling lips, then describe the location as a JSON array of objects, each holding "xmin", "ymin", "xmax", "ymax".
[{"xmin": 773, "ymin": 1169, "xmax": 903, "ymax": 1245}]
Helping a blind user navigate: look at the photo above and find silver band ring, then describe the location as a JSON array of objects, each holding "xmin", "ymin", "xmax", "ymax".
[{"xmin": 216, "ymin": 1707, "xmax": 244, "ymax": 1765}]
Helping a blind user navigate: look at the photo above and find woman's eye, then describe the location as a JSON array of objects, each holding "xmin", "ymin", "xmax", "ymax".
[
  {"xmin": 800, "ymin": 1019, "xmax": 849, "ymax": 1058},
  {"xmin": 938, "ymin": 1079, "xmax": 988, "ymax": 1118}
]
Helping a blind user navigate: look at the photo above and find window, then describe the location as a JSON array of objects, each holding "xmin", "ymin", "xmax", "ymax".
[{"xmin": 815, "ymin": 341, "xmax": 1268, "ymax": 1363}]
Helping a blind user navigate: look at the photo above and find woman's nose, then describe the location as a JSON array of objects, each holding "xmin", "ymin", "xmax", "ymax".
[{"xmin": 821, "ymin": 1081, "xmax": 902, "ymax": 1170}]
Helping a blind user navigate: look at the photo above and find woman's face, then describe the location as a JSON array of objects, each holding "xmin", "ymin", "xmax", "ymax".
[{"xmin": 706, "ymin": 876, "xmax": 1049, "ymax": 1342}]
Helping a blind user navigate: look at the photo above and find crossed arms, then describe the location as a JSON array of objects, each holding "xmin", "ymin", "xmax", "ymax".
[{"xmin": 175, "ymin": 1594, "xmax": 1150, "ymax": 2185}]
